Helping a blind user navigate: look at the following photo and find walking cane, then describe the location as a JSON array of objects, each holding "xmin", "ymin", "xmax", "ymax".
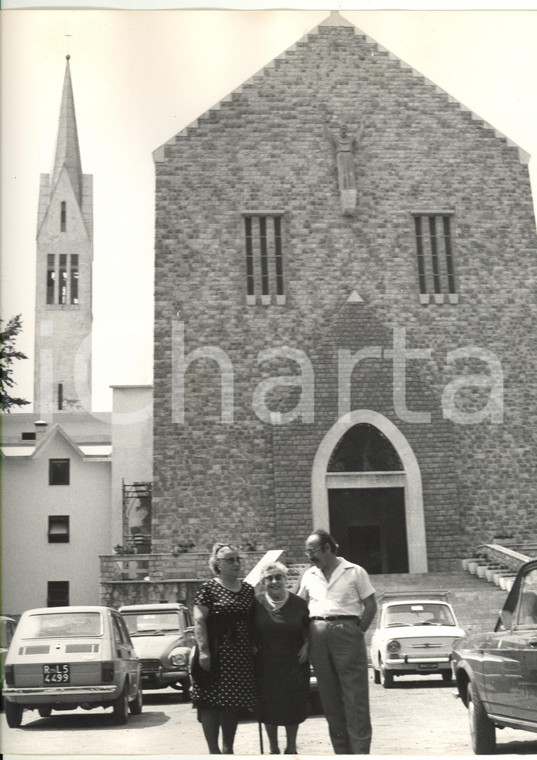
[{"xmin": 258, "ymin": 716, "xmax": 264, "ymax": 754}]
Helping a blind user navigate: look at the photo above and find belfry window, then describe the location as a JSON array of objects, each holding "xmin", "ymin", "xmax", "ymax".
[
  {"xmin": 60, "ymin": 201, "xmax": 66, "ymax": 232},
  {"xmin": 413, "ymin": 213, "xmax": 458, "ymax": 304},
  {"xmin": 59, "ymin": 255, "xmax": 68, "ymax": 304},
  {"xmin": 70, "ymin": 255, "xmax": 79, "ymax": 304},
  {"xmin": 45, "ymin": 254, "xmax": 79, "ymax": 305},
  {"xmin": 46, "ymin": 254, "xmax": 56, "ymax": 304},
  {"xmin": 242, "ymin": 212, "xmax": 286, "ymax": 305}
]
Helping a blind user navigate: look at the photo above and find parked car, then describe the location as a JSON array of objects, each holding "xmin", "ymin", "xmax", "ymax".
[
  {"xmin": 452, "ymin": 558, "xmax": 537, "ymax": 754},
  {"xmin": 3, "ymin": 605, "xmax": 142, "ymax": 727},
  {"xmin": 119, "ymin": 603, "xmax": 195, "ymax": 695},
  {"xmin": 370, "ymin": 595, "xmax": 465, "ymax": 688},
  {"xmin": 1, "ymin": 615, "xmax": 18, "ymax": 709}
]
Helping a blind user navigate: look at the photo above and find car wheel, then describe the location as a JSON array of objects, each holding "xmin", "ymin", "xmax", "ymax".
[
  {"xmin": 373, "ymin": 668, "xmax": 381, "ymax": 684},
  {"xmin": 129, "ymin": 680, "xmax": 143, "ymax": 716},
  {"xmin": 38, "ymin": 706, "xmax": 52, "ymax": 718},
  {"xmin": 5, "ymin": 700, "xmax": 23, "ymax": 728},
  {"xmin": 379, "ymin": 657, "xmax": 394, "ymax": 689},
  {"xmin": 442, "ymin": 671, "xmax": 452, "ymax": 683},
  {"xmin": 112, "ymin": 682, "xmax": 130, "ymax": 725},
  {"xmin": 468, "ymin": 681, "xmax": 496, "ymax": 754}
]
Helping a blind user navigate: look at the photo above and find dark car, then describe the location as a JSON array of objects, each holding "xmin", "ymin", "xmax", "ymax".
[
  {"xmin": 452, "ymin": 558, "xmax": 537, "ymax": 754},
  {"xmin": 119, "ymin": 603, "xmax": 195, "ymax": 695}
]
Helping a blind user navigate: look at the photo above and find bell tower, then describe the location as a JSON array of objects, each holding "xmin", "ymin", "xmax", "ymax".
[{"xmin": 34, "ymin": 56, "xmax": 93, "ymax": 414}]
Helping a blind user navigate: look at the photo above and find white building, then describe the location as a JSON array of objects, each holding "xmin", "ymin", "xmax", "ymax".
[{"xmin": 1, "ymin": 58, "xmax": 153, "ymax": 616}]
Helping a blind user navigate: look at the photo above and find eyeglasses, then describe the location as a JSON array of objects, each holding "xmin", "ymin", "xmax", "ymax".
[
  {"xmin": 220, "ymin": 556, "xmax": 241, "ymax": 564},
  {"xmin": 263, "ymin": 574, "xmax": 284, "ymax": 582},
  {"xmin": 304, "ymin": 545, "xmax": 323, "ymax": 557}
]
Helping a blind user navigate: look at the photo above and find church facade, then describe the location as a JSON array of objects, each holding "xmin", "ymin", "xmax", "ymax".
[{"xmin": 151, "ymin": 14, "xmax": 537, "ymax": 572}]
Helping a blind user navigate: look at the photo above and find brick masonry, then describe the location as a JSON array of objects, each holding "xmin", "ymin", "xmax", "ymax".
[{"xmin": 151, "ymin": 20, "xmax": 537, "ymax": 570}]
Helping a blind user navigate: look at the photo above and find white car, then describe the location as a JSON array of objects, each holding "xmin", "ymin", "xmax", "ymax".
[{"xmin": 370, "ymin": 597, "xmax": 465, "ymax": 688}]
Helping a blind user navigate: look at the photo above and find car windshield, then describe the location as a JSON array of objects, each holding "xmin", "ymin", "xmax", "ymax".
[
  {"xmin": 515, "ymin": 568, "xmax": 537, "ymax": 628},
  {"xmin": 23, "ymin": 612, "xmax": 102, "ymax": 638},
  {"xmin": 385, "ymin": 603, "xmax": 455, "ymax": 627},
  {"xmin": 122, "ymin": 611, "xmax": 181, "ymax": 635}
]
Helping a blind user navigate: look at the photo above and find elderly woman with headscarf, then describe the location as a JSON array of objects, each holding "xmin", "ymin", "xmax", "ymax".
[
  {"xmin": 254, "ymin": 561, "xmax": 310, "ymax": 755},
  {"xmin": 191, "ymin": 542, "xmax": 257, "ymax": 754}
]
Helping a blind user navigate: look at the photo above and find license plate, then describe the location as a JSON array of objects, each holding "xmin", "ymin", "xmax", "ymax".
[
  {"xmin": 418, "ymin": 663, "xmax": 438, "ymax": 670},
  {"xmin": 43, "ymin": 664, "xmax": 70, "ymax": 684}
]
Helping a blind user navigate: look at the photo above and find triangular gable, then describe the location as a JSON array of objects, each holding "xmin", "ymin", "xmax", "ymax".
[
  {"xmin": 153, "ymin": 11, "xmax": 529, "ymax": 166},
  {"xmin": 32, "ymin": 423, "xmax": 93, "ymax": 460},
  {"xmin": 37, "ymin": 168, "xmax": 92, "ymax": 240}
]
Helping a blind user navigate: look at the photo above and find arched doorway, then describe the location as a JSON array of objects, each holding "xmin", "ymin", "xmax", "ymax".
[{"xmin": 311, "ymin": 411, "xmax": 428, "ymax": 574}]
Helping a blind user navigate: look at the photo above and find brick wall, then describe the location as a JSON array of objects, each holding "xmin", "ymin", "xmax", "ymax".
[{"xmin": 152, "ymin": 21, "xmax": 537, "ymax": 566}]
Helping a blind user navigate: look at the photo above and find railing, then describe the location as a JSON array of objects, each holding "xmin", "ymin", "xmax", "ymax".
[{"xmin": 475, "ymin": 543, "xmax": 531, "ymax": 573}]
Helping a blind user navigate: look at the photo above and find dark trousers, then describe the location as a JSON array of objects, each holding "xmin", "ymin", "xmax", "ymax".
[{"xmin": 310, "ymin": 618, "xmax": 372, "ymax": 754}]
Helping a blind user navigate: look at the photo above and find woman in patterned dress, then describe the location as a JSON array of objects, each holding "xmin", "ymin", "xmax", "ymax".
[
  {"xmin": 192, "ymin": 542, "xmax": 257, "ymax": 754},
  {"xmin": 254, "ymin": 561, "xmax": 310, "ymax": 754}
]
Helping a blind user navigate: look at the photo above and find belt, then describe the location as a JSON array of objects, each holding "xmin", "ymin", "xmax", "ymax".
[{"xmin": 311, "ymin": 615, "xmax": 360, "ymax": 622}]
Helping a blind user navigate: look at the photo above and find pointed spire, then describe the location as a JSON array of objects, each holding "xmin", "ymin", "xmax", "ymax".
[{"xmin": 51, "ymin": 55, "xmax": 83, "ymax": 204}]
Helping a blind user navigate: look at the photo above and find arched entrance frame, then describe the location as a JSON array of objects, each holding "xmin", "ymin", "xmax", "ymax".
[{"xmin": 311, "ymin": 410, "xmax": 428, "ymax": 573}]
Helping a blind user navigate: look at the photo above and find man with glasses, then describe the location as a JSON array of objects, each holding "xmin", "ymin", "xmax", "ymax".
[{"xmin": 298, "ymin": 529, "xmax": 377, "ymax": 754}]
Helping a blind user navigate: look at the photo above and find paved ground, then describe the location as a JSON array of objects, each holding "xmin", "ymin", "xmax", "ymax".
[{"xmin": 2, "ymin": 672, "xmax": 537, "ymax": 757}]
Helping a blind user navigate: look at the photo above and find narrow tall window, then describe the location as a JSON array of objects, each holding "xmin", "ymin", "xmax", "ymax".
[
  {"xmin": 48, "ymin": 515, "xmax": 70, "ymax": 543},
  {"xmin": 59, "ymin": 254, "xmax": 67, "ymax": 304},
  {"xmin": 47, "ymin": 254, "xmax": 56, "ymax": 304},
  {"xmin": 259, "ymin": 216, "xmax": 269, "ymax": 296},
  {"xmin": 244, "ymin": 217, "xmax": 255, "ymax": 297},
  {"xmin": 242, "ymin": 212, "xmax": 286, "ymax": 304},
  {"xmin": 443, "ymin": 217, "xmax": 456, "ymax": 294},
  {"xmin": 413, "ymin": 214, "xmax": 457, "ymax": 303},
  {"xmin": 60, "ymin": 201, "xmax": 66, "ymax": 232},
  {"xmin": 274, "ymin": 216, "xmax": 284, "ymax": 297},
  {"xmin": 47, "ymin": 581, "xmax": 69, "ymax": 607},
  {"xmin": 49, "ymin": 458, "xmax": 70, "ymax": 485},
  {"xmin": 58, "ymin": 383, "xmax": 63, "ymax": 410},
  {"xmin": 70, "ymin": 254, "xmax": 79, "ymax": 304}
]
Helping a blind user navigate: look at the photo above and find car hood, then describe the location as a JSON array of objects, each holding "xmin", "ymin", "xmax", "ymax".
[
  {"xmin": 130, "ymin": 634, "xmax": 185, "ymax": 658},
  {"xmin": 379, "ymin": 625, "xmax": 465, "ymax": 640}
]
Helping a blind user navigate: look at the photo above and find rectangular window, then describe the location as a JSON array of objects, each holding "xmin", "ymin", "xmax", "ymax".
[
  {"xmin": 244, "ymin": 216, "xmax": 255, "ymax": 297},
  {"xmin": 60, "ymin": 201, "xmax": 66, "ymax": 232},
  {"xmin": 58, "ymin": 383, "xmax": 63, "ymax": 411},
  {"xmin": 70, "ymin": 255, "xmax": 79, "ymax": 304},
  {"xmin": 242, "ymin": 212, "xmax": 286, "ymax": 305},
  {"xmin": 47, "ymin": 254, "xmax": 56, "ymax": 304},
  {"xmin": 59, "ymin": 254, "xmax": 68, "ymax": 304},
  {"xmin": 47, "ymin": 581, "xmax": 69, "ymax": 607},
  {"xmin": 49, "ymin": 458, "xmax": 70, "ymax": 485},
  {"xmin": 48, "ymin": 515, "xmax": 70, "ymax": 543},
  {"xmin": 413, "ymin": 213, "xmax": 458, "ymax": 304},
  {"xmin": 21, "ymin": 432, "xmax": 36, "ymax": 441}
]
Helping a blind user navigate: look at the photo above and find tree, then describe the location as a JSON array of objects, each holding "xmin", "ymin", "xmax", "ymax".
[{"xmin": 1, "ymin": 314, "xmax": 30, "ymax": 412}]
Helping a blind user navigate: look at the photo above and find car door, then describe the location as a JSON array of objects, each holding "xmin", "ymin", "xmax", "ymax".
[
  {"xmin": 481, "ymin": 563, "xmax": 537, "ymax": 724},
  {"xmin": 111, "ymin": 612, "xmax": 140, "ymax": 697}
]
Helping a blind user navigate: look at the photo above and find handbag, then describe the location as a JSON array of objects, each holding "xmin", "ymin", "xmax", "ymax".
[{"xmin": 190, "ymin": 643, "xmax": 218, "ymax": 688}]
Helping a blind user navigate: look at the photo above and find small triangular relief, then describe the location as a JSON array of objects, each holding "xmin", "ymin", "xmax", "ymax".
[{"xmin": 347, "ymin": 290, "xmax": 364, "ymax": 303}]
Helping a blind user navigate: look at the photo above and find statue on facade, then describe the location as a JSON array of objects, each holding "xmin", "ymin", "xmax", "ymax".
[{"xmin": 326, "ymin": 119, "xmax": 365, "ymax": 215}]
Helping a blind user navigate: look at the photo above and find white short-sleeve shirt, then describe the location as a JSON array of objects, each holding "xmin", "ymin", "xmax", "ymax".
[{"xmin": 298, "ymin": 557, "xmax": 375, "ymax": 618}]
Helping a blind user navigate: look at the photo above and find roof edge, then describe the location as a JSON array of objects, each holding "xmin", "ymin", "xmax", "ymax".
[{"xmin": 153, "ymin": 11, "xmax": 530, "ymax": 167}]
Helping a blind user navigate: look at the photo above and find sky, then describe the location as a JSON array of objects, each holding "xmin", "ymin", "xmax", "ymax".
[{"xmin": 2, "ymin": 3, "xmax": 537, "ymax": 413}]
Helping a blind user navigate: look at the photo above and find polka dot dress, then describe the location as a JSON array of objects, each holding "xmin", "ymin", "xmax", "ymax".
[{"xmin": 192, "ymin": 579, "xmax": 257, "ymax": 711}]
